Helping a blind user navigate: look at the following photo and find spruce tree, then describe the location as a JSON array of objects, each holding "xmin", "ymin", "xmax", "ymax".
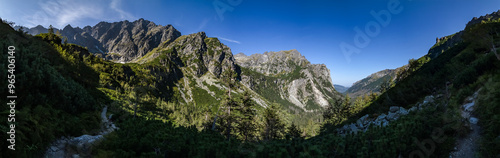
[
  {"xmin": 263, "ymin": 103, "xmax": 285, "ymax": 140},
  {"xmin": 236, "ymin": 90, "xmax": 257, "ymax": 141}
]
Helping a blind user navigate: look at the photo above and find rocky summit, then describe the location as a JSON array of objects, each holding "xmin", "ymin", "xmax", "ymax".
[
  {"xmin": 235, "ymin": 50, "xmax": 341, "ymax": 112},
  {"xmin": 19, "ymin": 18, "xmax": 181, "ymax": 62}
]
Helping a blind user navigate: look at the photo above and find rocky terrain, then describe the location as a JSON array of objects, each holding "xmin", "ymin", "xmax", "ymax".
[
  {"xmin": 235, "ymin": 50, "xmax": 341, "ymax": 112},
  {"xmin": 337, "ymin": 95, "xmax": 434, "ymax": 135},
  {"xmin": 17, "ymin": 19, "xmax": 181, "ymax": 62}
]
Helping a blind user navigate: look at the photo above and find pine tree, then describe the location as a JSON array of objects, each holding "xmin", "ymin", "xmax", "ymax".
[
  {"xmin": 48, "ymin": 25, "xmax": 54, "ymax": 34},
  {"xmin": 287, "ymin": 123, "xmax": 302, "ymax": 139},
  {"xmin": 236, "ymin": 90, "xmax": 257, "ymax": 141},
  {"xmin": 263, "ymin": 103, "xmax": 285, "ymax": 140},
  {"xmin": 217, "ymin": 66, "xmax": 239, "ymax": 140}
]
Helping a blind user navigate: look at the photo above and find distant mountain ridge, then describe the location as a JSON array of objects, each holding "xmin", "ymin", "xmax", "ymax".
[
  {"xmin": 16, "ymin": 18, "xmax": 181, "ymax": 62},
  {"xmin": 333, "ymin": 84, "xmax": 349, "ymax": 93},
  {"xmin": 345, "ymin": 69, "xmax": 396, "ymax": 97}
]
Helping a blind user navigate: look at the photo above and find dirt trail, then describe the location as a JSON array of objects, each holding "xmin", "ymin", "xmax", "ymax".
[{"xmin": 449, "ymin": 92, "xmax": 481, "ymax": 158}]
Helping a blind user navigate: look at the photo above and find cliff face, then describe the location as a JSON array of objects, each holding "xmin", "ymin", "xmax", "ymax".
[
  {"xmin": 235, "ymin": 50, "xmax": 341, "ymax": 112},
  {"xmin": 20, "ymin": 19, "xmax": 181, "ymax": 62},
  {"xmin": 85, "ymin": 19, "xmax": 181, "ymax": 62}
]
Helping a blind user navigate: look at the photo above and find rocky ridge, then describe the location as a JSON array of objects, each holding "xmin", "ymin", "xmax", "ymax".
[
  {"xmin": 345, "ymin": 69, "xmax": 396, "ymax": 97},
  {"xmin": 18, "ymin": 19, "xmax": 181, "ymax": 62},
  {"xmin": 429, "ymin": 10, "xmax": 500, "ymax": 59},
  {"xmin": 235, "ymin": 50, "xmax": 340, "ymax": 112},
  {"xmin": 337, "ymin": 95, "xmax": 435, "ymax": 135}
]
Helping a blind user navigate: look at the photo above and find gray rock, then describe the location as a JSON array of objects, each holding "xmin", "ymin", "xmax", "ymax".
[
  {"xmin": 389, "ymin": 106, "xmax": 400, "ymax": 113},
  {"xmin": 374, "ymin": 114, "xmax": 387, "ymax": 125},
  {"xmin": 423, "ymin": 95, "xmax": 434, "ymax": 104},
  {"xmin": 463, "ymin": 101, "xmax": 475, "ymax": 112},
  {"xmin": 469, "ymin": 117, "xmax": 479, "ymax": 124},
  {"xmin": 409, "ymin": 106, "xmax": 417, "ymax": 112},
  {"xmin": 349, "ymin": 124, "xmax": 359, "ymax": 134},
  {"xmin": 399, "ymin": 107, "xmax": 409, "ymax": 115},
  {"xmin": 50, "ymin": 146, "xmax": 58, "ymax": 152},
  {"xmin": 382, "ymin": 120, "xmax": 389, "ymax": 127},
  {"xmin": 236, "ymin": 49, "xmax": 338, "ymax": 110},
  {"xmin": 360, "ymin": 114, "xmax": 369, "ymax": 122},
  {"xmin": 386, "ymin": 112, "xmax": 400, "ymax": 121},
  {"xmin": 357, "ymin": 119, "xmax": 364, "ymax": 129}
]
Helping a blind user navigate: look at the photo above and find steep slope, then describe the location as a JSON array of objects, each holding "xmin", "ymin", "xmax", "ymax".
[
  {"xmin": 136, "ymin": 31, "xmax": 273, "ymax": 109},
  {"xmin": 319, "ymin": 10, "xmax": 500, "ymax": 157},
  {"xmin": 428, "ymin": 10, "xmax": 500, "ymax": 59},
  {"xmin": 235, "ymin": 50, "xmax": 342, "ymax": 112},
  {"xmin": 345, "ymin": 69, "xmax": 396, "ymax": 97},
  {"xmin": 333, "ymin": 84, "xmax": 349, "ymax": 93}
]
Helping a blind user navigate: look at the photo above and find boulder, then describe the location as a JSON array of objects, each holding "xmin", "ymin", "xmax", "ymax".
[
  {"xmin": 357, "ymin": 120, "xmax": 364, "ymax": 129},
  {"xmin": 409, "ymin": 106, "xmax": 417, "ymax": 112},
  {"xmin": 386, "ymin": 112, "xmax": 400, "ymax": 121},
  {"xmin": 382, "ymin": 120, "xmax": 389, "ymax": 127},
  {"xmin": 399, "ymin": 107, "xmax": 409, "ymax": 115},
  {"xmin": 349, "ymin": 124, "xmax": 359, "ymax": 134},
  {"xmin": 423, "ymin": 95, "xmax": 434, "ymax": 104},
  {"xmin": 463, "ymin": 101, "xmax": 475, "ymax": 112},
  {"xmin": 389, "ymin": 106, "xmax": 399, "ymax": 113},
  {"xmin": 469, "ymin": 117, "xmax": 479, "ymax": 124}
]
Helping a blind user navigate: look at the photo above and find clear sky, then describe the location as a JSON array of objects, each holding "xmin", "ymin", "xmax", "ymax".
[{"xmin": 1, "ymin": 0, "xmax": 499, "ymax": 86}]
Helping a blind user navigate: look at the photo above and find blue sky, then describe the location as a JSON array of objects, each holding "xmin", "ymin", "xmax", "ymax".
[{"xmin": 1, "ymin": 0, "xmax": 499, "ymax": 86}]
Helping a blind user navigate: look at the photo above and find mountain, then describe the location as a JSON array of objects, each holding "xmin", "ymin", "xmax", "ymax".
[
  {"xmin": 345, "ymin": 69, "xmax": 396, "ymax": 97},
  {"xmin": 17, "ymin": 18, "xmax": 181, "ymax": 62},
  {"xmin": 234, "ymin": 50, "xmax": 342, "ymax": 112},
  {"xmin": 333, "ymin": 84, "xmax": 349, "ymax": 93},
  {"xmin": 14, "ymin": 25, "xmax": 50, "ymax": 35},
  {"xmin": 3, "ymin": 9, "xmax": 500, "ymax": 157},
  {"xmin": 428, "ymin": 10, "xmax": 500, "ymax": 59}
]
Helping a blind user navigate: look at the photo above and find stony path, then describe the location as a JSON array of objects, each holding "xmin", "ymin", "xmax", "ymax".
[
  {"xmin": 45, "ymin": 106, "xmax": 117, "ymax": 158},
  {"xmin": 449, "ymin": 92, "xmax": 481, "ymax": 158}
]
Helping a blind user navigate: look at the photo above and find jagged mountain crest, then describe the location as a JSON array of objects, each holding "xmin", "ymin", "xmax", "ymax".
[
  {"xmin": 236, "ymin": 50, "xmax": 340, "ymax": 112},
  {"xmin": 139, "ymin": 31, "xmax": 237, "ymax": 79},
  {"xmin": 18, "ymin": 18, "xmax": 181, "ymax": 62}
]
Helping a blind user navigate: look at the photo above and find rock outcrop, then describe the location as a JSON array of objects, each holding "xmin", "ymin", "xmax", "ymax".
[
  {"xmin": 19, "ymin": 19, "xmax": 182, "ymax": 62},
  {"xmin": 235, "ymin": 50, "xmax": 341, "ymax": 112},
  {"xmin": 337, "ymin": 95, "xmax": 435, "ymax": 135}
]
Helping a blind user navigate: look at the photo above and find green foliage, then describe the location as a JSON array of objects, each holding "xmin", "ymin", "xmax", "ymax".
[
  {"xmin": 262, "ymin": 103, "xmax": 286, "ymax": 140},
  {"xmin": 476, "ymin": 73, "xmax": 500, "ymax": 157},
  {"xmin": 0, "ymin": 21, "xmax": 101, "ymax": 157}
]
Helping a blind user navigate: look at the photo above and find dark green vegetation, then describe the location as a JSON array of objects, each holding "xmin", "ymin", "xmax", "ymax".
[
  {"xmin": 321, "ymin": 19, "xmax": 500, "ymax": 157},
  {"xmin": 0, "ymin": 20, "xmax": 102, "ymax": 157},
  {"xmin": 1, "ymin": 13, "xmax": 499, "ymax": 157}
]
